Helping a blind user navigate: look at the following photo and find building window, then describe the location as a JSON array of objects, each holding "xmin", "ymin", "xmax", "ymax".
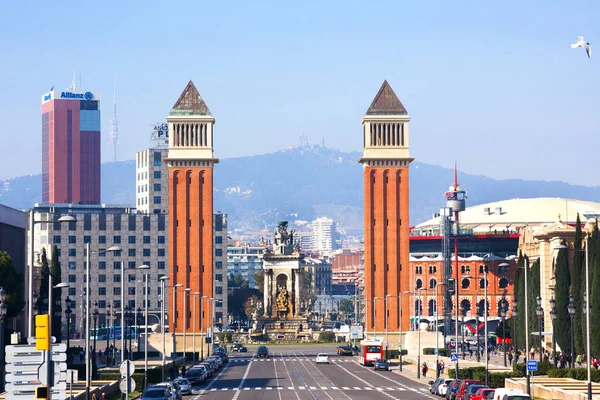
[
  {"xmin": 215, "ymin": 274, "xmax": 223, "ymax": 282},
  {"xmin": 98, "ymin": 287, "xmax": 106, "ymax": 296},
  {"xmin": 158, "ymin": 249, "xmax": 166, "ymax": 257},
  {"xmin": 215, "ymin": 249, "xmax": 223, "ymax": 257},
  {"xmin": 153, "ymin": 196, "xmax": 161, "ymax": 204},
  {"xmin": 154, "ymin": 151, "xmax": 162, "ymax": 166},
  {"xmin": 99, "ymin": 236, "xmax": 106, "ymax": 244},
  {"xmin": 128, "ymin": 249, "xmax": 136, "ymax": 257},
  {"xmin": 215, "ymin": 236, "xmax": 223, "ymax": 244},
  {"xmin": 143, "ymin": 249, "xmax": 151, "ymax": 257},
  {"xmin": 68, "ymin": 288, "xmax": 76, "ymax": 296},
  {"xmin": 99, "ymin": 275, "xmax": 106, "ymax": 283},
  {"xmin": 68, "ymin": 249, "xmax": 76, "ymax": 257},
  {"xmin": 113, "ymin": 236, "xmax": 121, "ymax": 244},
  {"xmin": 128, "ymin": 236, "xmax": 136, "ymax": 244},
  {"xmin": 215, "ymin": 261, "xmax": 223, "ymax": 269},
  {"xmin": 128, "ymin": 287, "xmax": 136, "ymax": 295},
  {"xmin": 114, "ymin": 262, "xmax": 120, "ymax": 270},
  {"xmin": 158, "ymin": 236, "xmax": 165, "ymax": 244},
  {"xmin": 68, "ymin": 236, "xmax": 76, "ymax": 244},
  {"xmin": 415, "ymin": 279, "xmax": 422, "ymax": 289},
  {"xmin": 499, "ymin": 278, "xmax": 509, "ymax": 289},
  {"xmin": 462, "ymin": 278, "xmax": 470, "ymax": 289},
  {"xmin": 114, "ymin": 300, "xmax": 121, "ymax": 308},
  {"xmin": 215, "ymin": 287, "xmax": 223, "ymax": 295},
  {"xmin": 99, "ymin": 261, "xmax": 106, "ymax": 270},
  {"xmin": 158, "ymin": 261, "xmax": 165, "ymax": 270},
  {"xmin": 128, "ymin": 274, "xmax": 136, "ymax": 282},
  {"xmin": 68, "ymin": 262, "xmax": 76, "ymax": 270},
  {"xmin": 68, "ymin": 275, "xmax": 76, "ymax": 283},
  {"xmin": 429, "ymin": 278, "xmax": 437, "ymax": 289},
  {"xmin": 113, "ymin": 274, "xmax": 121, "ymax": 283},
  {"xmin": 154, "ymin": 184, "xmax": 161, "ymax": 191},
  {"xmin": 480, "ymin": 279, "xmax": 488, "ymax": 289},
  {"xmin": 154, "ymin": 171, "xmax": 161, "ymax": 179},
  {"xmin": 128, "ymin": 261, "xmax": 136, "ymax": 269},
  {"xmin": 113, "ymin": 288, "xmax": 121, "ymax": 296},
  {"xmin": 98, "ymin": 300, "xmax": 106, "ymax": 308},
  {"xmin": 143, "ymin": 236, "xmax": 151, "ymax": 244},
  {"xmin": 53, "ymin": 235, "xmax": 61, "ymax": 244}
]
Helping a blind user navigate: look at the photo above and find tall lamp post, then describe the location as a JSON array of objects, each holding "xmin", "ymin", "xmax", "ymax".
[
  {"xmin": 92, "ymin": 301, "xmax": 99, "ymax": 362},
  {"xmin": 112, "ymin": 301, "xmax": 118, "ymax": 366},
  {"xmin": 137, "ymin": 264, "xmax": 150, "ymax": 390},
  {"xmin": 385, "ymin": 294, "xmax": 390, "ymax": 360},
  {"xmin": 404, "ymin": 289, "xmax": 424, "ymax": 378},
  {"xmin": 193, "ymin": 292, "xmax": 201, "ymax": 365},
  {"xmin": 172, "ymin": 284, "xmax": 183, "ymax": 361},
  {"xmin": 568, "ymin": 293, "xmax": 576, "ymax": 368},
  {"xmin": 106, "ymin": 305, "xmax": 111, "ymax": 365},
  {"xmin": 475, "ymin": 303, "xmax": 481, "ymax": 363},
  {"xmin": 535, "ymin": 296, "xmax": 544, "ymax": 363},
  {"xmin": 159, "ymin": 276, "xmax": 169, "ymax": 381},
  {"xmin": 65, "ymin": 297, "xmax": 72, "ymax": 360},
  {"xmin": 0, "ymin": 287, "xmax": 8, "ymax": 394},
  {"xmin": 201, "ymin": 296, "xmax": 209, "ymax": 361},
  {"xmin": 549, "ymin": 297, "xmax": 557, "ymax": 368},
  {"xmin": 183, "ymin": 288, "xmax": 191, "ymax": 367},
  {"xmin": 500, "ymin": 293, "xmax": 507, "ymax": 367},
  {"xmin": 512, "ymin": 299, "xmax": 518, "ymax": 363}
]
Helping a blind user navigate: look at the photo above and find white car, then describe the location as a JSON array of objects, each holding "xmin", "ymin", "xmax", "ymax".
[
  {"xmin": 174, "ymin": 378, "xmax": 191, "ymax": 395},
  {"xmin": 315, "ymin": 353, "xmax": 329, "ymax": 364}
]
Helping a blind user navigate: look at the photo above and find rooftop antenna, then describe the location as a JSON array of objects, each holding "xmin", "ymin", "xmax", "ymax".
[
  {"xmin": 109, "ymin": 80, "xmax": 119, "ymax": 162},
  {"xmin": 453, "ymin": 160, "xmax": 458, "ymax": 190},
  {"xmin": 68, "ymin": 70, "xmax": 76, "ymax": 92}
]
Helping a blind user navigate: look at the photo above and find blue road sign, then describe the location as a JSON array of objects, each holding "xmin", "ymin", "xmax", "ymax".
[
  {"xmin": 434, "ymin": 348, "xmax": 438, "ymax": 355},
  {"xmin": 527, "ymin": 360, "xmax": 538, "ymax": 371},
  {"xmin": 450, "ymin": 353, "xmax": 459, "ymax": 362}
]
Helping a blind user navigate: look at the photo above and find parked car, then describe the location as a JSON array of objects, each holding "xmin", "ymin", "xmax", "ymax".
[
  {"xmin": 446, "ymin": 379, "xmax": 462, "ymax": 400},
  {"xmin": 152, "ymin": 383, "xmax": 181, "ymax": 400},
  {"xmin": 491, "ymin": 389, "xmax": 529, "ymax": 400},
  {"xmin": 174, "ymin": 378, "xmax": 192, "ymax": 395},
  {"xmin": 471, "ymin": 388, "xmax": 494, "ymax": 400},
  {"xmin": 141, "ymin": 388, "xmax": 169, "ymax": 400},
  {"xmin": 455, "ymin": 380, "xmax": 482, "ymax": 400},
  {"xmin": 337, "ymin": 345, "xmax": 353, "ymax": 355},
  {"xmin": 207, "ymin": 356, "xmax": 223, "ymax": 367},
  {"xmin": 430, "ymin": 378, "xmax": 445, "ymax": 394},
  {"xmin": 184, "ymin": 367, "xmax": 206, "ymax": 385},
  {"xmin": 200, "ymin": 362, "xmax": 215, "ymax": 377},
  {"xmin": 231, "ymin": 343, "xmax": 248, "ymax": 352},
  {"xmin": 257, "ymin": 346, "xmax": 269, "ymax": 358},
  {"xmin": 438, "ymin": 379, "xmax": 454, "ymax": 396},
  {"xmin": 195, "ymin": 364, "xmax": 211, "ymax": 379},
  {"xmin": 374, "ymin": 359, "xmax": 390, "ymax": 371},
  {"xmin": 464, "ymin": 385, "xmax": 488, "ymax": 400},
  {"xmin": 316, "ymin": 353, "xmax": 330, "ymax": 364}
]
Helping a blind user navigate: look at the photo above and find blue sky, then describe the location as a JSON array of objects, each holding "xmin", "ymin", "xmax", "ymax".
[{"xmin": 1, "ymin": 0, "xmax": 599, "ymax": 185}]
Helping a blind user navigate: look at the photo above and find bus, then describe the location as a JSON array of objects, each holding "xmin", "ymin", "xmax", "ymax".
[
  {"xmin": 358, "ymin": 339, "xmax": 384, "ymax": 366},
  {"xmin": 90, "ymin": 325, "xmax": 158, "ymax": 341}
]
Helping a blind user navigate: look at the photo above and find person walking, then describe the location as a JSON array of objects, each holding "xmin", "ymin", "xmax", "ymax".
[
  {"xmin": 422, "ymin": 362, "xmax": 428, "ymax": 378},
  {"xmin": 577, "ymin": 354, "xmax": 583, "ymax": 368},
  {"xmin": 508, "ymin": 351, "xmax": 514, "ymax": 365}
]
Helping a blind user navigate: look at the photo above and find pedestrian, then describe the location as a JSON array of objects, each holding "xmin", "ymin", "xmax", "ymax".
[
  {"xmin": 530, "ymin": 346, "xmax": 535, "ymax": 360},
  {"xmin": 101, "ymin": 393, "xmax": 107, "ymax": 400},
  {"xmin": 515, "ymin": 349, "xmax": 520, "ymax": 364},
  {"xmin": 441, "ymin": 360, "xmax": 445, "ymax": 375},
  {"xmin": 92, "ymin": 394, "xmax": 97, "ymax": 400},
  {"xmin": 469, "ymin": 348, "xmax": 473, "ymax": 359},
  {"xmin": 577, "ymin": 354, "xmax": 583, "ymax": 368},
  {"xmin": 181, "ymin": 364, "xmax": 187, "ymax": 376},
  {"xmin": 508, "ymin": 351, "xmax": 514, "ymax": 365},
  {"xmin": 422, "ymin": 362, "xmax": 428, "ymax": 378}
]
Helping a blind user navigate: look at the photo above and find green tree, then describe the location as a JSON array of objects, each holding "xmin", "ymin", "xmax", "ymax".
[
  {"xmin": 589, "ymin": 223, "xmax": 600, "ymax": 357},
  {"xmin": 50, "ymin": 245, "xmax": 63, "ymax": 343},
  {"xmin": 227, "ymin": 287, "xmax": 261, "ymax": 322},
  {"xmin": 526, "ymin": 259, "xmax": 541, "ymax": 353},
  {"xmin": 554, "ymin": 246, "xmax": 571, "ymax": 353},
  {"xmin": 228, "ymin": 273, "xmax": 249, "ymax": 289},
  {"xmin": 513, "ymin": 252, "xmax": 526, "ymax": 352},
  {"xmin": 571, "ymin": 214, "xmax": 585, "ymax": 355},
  {"xmin": 35, "ymin": 248, "xmax": 49, "ymax": 314},
  {"xmin": 254, "ymin": 270, "xmax": 265, "ymax": 293},
  {"xmin": 339, "ymin": 298, "xmax": 354, "ymax": 314},
  {"xmin": 0, "ymin": 251, "xmax": 25, "ymax": 320}
]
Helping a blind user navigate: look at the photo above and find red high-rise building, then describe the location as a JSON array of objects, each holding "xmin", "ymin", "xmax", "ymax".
[
  {"xmin": 41, "ymin": 89, "xmax": 101, "ymax": 204},
  {"xmin": 359, "ymin": 81, "xmax": 413, "ymax": 344}
]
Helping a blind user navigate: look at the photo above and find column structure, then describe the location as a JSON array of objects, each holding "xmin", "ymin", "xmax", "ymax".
[
  {"xmin": 166, "ymin": 81, "xmax": 218, "ymax": 336},
  {"xmin": 359, "ymin": 81, "xmax": 413, "ymax": 342}
]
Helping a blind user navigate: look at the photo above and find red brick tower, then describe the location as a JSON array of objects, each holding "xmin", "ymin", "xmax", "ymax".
[
  {"xmin": 359, "ymin": 81, "xmax": 413, "ymax": 344},
  {"xmin": 166, "ymin": 81, "xmax": 218, "ymax": 335}
]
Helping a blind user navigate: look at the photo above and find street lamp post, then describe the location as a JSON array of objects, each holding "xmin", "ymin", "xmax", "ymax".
[
  {"xmin": 65, "ymin": 297, "xmax": 72, "ymax": 361},
  {"xmin": 159, "ymin": 276, "xmax": 169, "ymax": 381},
  {"xmin": 0, "ymin": 287, "xmax": 8, "ymax": 394},
  {"xmin": 475, "ymin": 303, "xmax": 481, "ymax": 363},
  {"xmin": 193, "ymin": 292, "xmax": 201, "ymax": 365},
  {"xmin": 536, "ymin": 296, "xmax": 544, "ymax": 363},
  {"xmin": 48, "ymin": 278, "xmax": 69, "ymax": 398},
  {"xmin": 172, "ymin": 284, "xmax": 183, "ymax": 361},
  {"xmin": 461, "ymin": 306, "xmax": 466, "ymax": 361},
  {"xmin": 500, "ymin": 293, "xmax": 507, "ymax": 368},
  {"xmin": 112, "ymin": 301, "xmax": 117, "ymax": 366},
  {"xmin": 385, "ymin": 294, "xmax": 390, "ymax": 360},
  {"xmin": 512, "ymin": 299, "xmax": 518, "ymax": 363},
  {"xmin": 549, "ymin": 297, "xmax": 557, "ymax": 368},
  {"xmin": 201, "ymin": 296, "xmax": 208, "ymax": 361},
  {"xmin": 183, "ymin": 288, "xmax": 191, "ymax": 367},
  {"xmin": 92, "ymin": 301, "xmax": 99, "ymax": 362},
  {"xmin": 568, "ymin": 293, "xmax": 576, "ymax": 368},
  {"xmin": 137, "ymin": 265, "xmax": 150, "ymax": 390},
  {"xmin": 106, "ymin": 305, "xmax": 111, "ymax": 365}
]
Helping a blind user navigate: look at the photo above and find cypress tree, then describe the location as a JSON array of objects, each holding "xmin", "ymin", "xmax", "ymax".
[
  {"xmin": 514, "ymin": 252, "xmax": 526, "ymax": 353},
  {"xmin": 572, "ymin": 214, "xmax": 585, "ymax": 355},
  {"xmin": 554, "ymin": 246, "xmax": 571, "ymax": 353},
  {"xmin": 50, "ymin": 245, "xmax": 62, "ymax": 343},
  {"xmin": 589, "ymin": 223, "xmax": 600, "ymax": 357},
  {"xmin": 35, "ymin": 248, "xmax": 49, "ymax": 314},
  {"xmin": 528, "ymin": 259, "xmax": 541, "ymax": 352}
]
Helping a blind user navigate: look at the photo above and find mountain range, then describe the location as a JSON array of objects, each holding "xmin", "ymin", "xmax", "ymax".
[{"xmin": 3, "ymin": 145, "xmax": 600, "ymax": 234}]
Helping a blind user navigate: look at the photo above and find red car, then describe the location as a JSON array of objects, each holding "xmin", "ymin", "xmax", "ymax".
[
  {"xmin": 455, "ymin": 379, "xmax": 482, "ymax": 400},
  {"xmin": 471, "ymin": 388, "xmax": 494, "ymax": 400}
]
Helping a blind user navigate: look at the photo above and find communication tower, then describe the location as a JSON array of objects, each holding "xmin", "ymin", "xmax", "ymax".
[{"xmin": 109, "ymin": 82, "xmax": 119, "ymax": 162}]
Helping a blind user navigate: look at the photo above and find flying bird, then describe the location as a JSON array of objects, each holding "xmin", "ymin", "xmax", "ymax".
[
  {"xmin": 571, "ymin": 36, "xmax": 591, "ymax": 58},
  {"xmin": 50, "ymin": 85, "xmax": 54, "ymax": 91}
]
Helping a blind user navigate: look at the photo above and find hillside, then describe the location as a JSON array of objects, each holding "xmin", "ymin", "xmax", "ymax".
[{"xmin": 3, "ymin": 146, "xmax": 600, "ymax": 233}]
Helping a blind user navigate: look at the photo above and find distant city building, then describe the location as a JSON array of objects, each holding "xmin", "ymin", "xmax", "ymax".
[
  {"xmin": 302, "ymin": 255, "xmax": 332, "ymax": 295},
  {"xmin": 41, "ymin": 88, "xmax": 101, "ymax": 204},
  {"xmin": 330, "ymin": 249, "xmax": 362, "ymax": 285},
  {"xmin": 213, "ymin": 213, "xmax": 228, "ymax": 325},
  {"xmin": 227, "ymin": 244, "xmax": 264, "ymax": 288},
  {"xmin": 136, "ymin": 148, "xmax": 168, "ymax": 214},
  {"xmin": 310, "ymin": 217, "xmax": 339, "ymax": 254}
]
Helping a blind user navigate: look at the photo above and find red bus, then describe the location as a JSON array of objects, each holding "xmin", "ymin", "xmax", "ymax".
[{"xmin": 358, "ymin": 339, "xmax": 384, "ymax": 366}]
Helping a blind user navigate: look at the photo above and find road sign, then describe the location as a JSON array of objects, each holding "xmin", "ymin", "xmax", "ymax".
[
  {"xmin": 434, "ymin": 348, "xmax": 439, "ymax": 355},
  {"xmin": 119, "ymin": 360, "xmax": 136, "ymax": 377},
  {"xmin": 527, "ymin": 360, "xmax": 538, "ymax": 371},
  {"xmin": 6, "ymin": 361, "xmax": 67, "ymax": 374},
  {"xmin": 35, "ymin": 314, "xmax": 50, "ymax": 350},
  {"xmin": 349, "ymin": 332, "xmax": 361, "ymax": 339},
  {"xmin": 450, "ymin": 353, "xmax": 459, "ymax": 362},
  {"xmin": 350, "ymin": 325, "xmax": 363, "ymax": 334},
  {"xmin": 4, "ymin": 391, "xmax": 67, "ymax": 400},
  {"xmin": 119, "ymin": 377, "xmax": 137, "ymax": 394},
  {"xmin": 5, "ymin": 382, "xmax": 67, "ymax": 392},
  {"xmin": 66, "ymin": 370, "xmax": 78, "ymax": 384},
  {"xmin": 6, "ymin": 352, "xmax": 66, "ymax": 364}
]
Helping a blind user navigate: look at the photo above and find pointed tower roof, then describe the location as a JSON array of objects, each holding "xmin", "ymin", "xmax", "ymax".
[
  {"xmin": 366, "ymin": 80, "xmax": 408, "ymax": 116},
  {"xmin": 169, "ymin": 80, "xmax": 212, "ymax": 117}
]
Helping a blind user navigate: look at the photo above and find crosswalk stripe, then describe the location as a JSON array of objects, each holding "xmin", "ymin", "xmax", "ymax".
[
  {"xmin": 365, "ymin": 387, "xmax": 373, "ymax": 390},
  {"xmin": 320, "ymin": 387, "xmax": 328, "ymax": 390},
  {"xmin": 244, "ymin": 387, "xmax": 250, "ymax": 391},
  {"xmin": 342, "ymin": 387, "xmax": 350, "ymax": 390},
  {"xmin": 210, "ymin": 389, "xmax": 216, "ymax": 392},
  {"xmin": 331, "ymin": 387, "xmax": 339, "ymax": 390},
  {"xmin": 288, "ymin": 387, "xmax": 294, "ymax": 390},
  {"xmin": 299, "ymin": 386, "xmax": 306, "ymax": 390},
  {"xmin": 255, "ymin": 387, "xmax": 261, "ymax": 390},
  {"xmin": 353, "ymin": 387, "xmax": 361, "ymax": 390},
  {"xmin": 221, "ymin": 388, "xmax": 228, "ymax": 391},
  {"xmin": 266, "ymin": 387, "xmax": 272, "ymax": 390},
  {"xmin": 310, "ymin": 387, "xmax": 317, "ymax": 390}
]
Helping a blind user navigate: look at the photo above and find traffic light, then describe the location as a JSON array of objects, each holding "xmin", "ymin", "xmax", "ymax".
[
  {"xmin": 35, "ymin": 386, "xmax": 49, "ymax": 399},
  {"xmin": 35, "ymin": 314, "xmax": 50, "ymax": 350}
]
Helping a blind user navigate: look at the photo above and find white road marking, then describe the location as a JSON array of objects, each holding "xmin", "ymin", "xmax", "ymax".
[{"xmin": 231, "ymin": 354, "xmax": 255, "ymax": 400}]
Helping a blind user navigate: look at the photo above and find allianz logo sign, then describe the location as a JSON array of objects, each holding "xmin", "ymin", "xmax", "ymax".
[{"xmin": 60, "ymin": 91, "xmax": 94, "ymax": 100}]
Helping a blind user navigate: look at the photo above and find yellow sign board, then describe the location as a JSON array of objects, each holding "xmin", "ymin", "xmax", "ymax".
[{"xmin": 35, "ymin": 314, "xmax": 50, "ymax": 350}]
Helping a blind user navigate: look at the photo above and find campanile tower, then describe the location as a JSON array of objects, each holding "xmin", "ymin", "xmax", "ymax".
[
  {"xmin": 166, "ymin": 81, "xmax": 218, "ymax": 335},
  {"xmin": 359, "ymin": 81, "xmax": 413, "ymax": 343}
]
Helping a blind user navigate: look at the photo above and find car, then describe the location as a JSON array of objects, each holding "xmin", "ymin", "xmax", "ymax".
[
  {"xmin": 455, "ymin": 380, "xmax": 482, "ymax": 400},
  {"xmin": 231, "ymin": 343, "xmax": 248, "ymax": 352},
  {"xmin": 446, "ymin": 379, "xmax": 462, "ymax": 400},
  {"xmin": 141, "ymin": 388, "xmax": 169, "ymax": 400},
  {"xmin": 316, "ymin": 353, "xmax": 329, "ymax": 364},
  {"xmin": 200, "ymin": 362, "xmax": 215, "ymax": 377},
  {"xmin": 184, "ymin": 367, "xmax": 206, "ymax": 385},
  {"xmin": 174, "ymin": 378, "xmax": 192, "ymax": 395},
  {"xmin": 374, "ymin": 359, "xmax": 390, "ymax": 371},
  {"xmin": 257, "ymin": 346, "xmax": 269, "ymax": 358},
  {"xmin": 430, "ymin": 378, "xmax": 446, "ymax": 394},
  {"xmin": 464, "ymin": 385, "xmax": 488, "ymax": 400},
  {"xmin": 337, "ymin": 345, "xmax": 353, "ymax": 356},
  {"xmin": 439, "ymin": 379, "xmax": 454, "ymax": 396},
  {"xmin": 207, "ymin": 356, "xmax": 223, "ymax": 367},
  {"xmin": 152, "ymin": 383, "xmax": 181, "ymax": 400},
  {"xmin": 471, "ymin": 388, "xmax": 494, "ymax": 400},
  {"xmin": 491, "ymin": 389, "xmax": 529, "ymax": 400}
]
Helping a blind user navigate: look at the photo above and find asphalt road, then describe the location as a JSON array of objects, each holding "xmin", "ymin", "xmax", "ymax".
[{"xmin": 186, "ymin": 345, "xmax": 436, "ymax": 400}]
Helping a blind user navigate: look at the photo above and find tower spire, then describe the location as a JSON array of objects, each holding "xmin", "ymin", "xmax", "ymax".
[{"xmin": 454, "ymin": 161, "xmax": 458, "ymax": 190}]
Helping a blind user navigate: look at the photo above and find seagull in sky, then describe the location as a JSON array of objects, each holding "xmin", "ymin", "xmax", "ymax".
[{"xmin": 571, "ymin": 36, "xmax": 592, "ymax": 58}]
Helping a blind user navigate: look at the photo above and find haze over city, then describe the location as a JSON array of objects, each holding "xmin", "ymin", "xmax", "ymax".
[{"xmin": 1, "ymin": 0, "xmax": 599, "ymax": 185}]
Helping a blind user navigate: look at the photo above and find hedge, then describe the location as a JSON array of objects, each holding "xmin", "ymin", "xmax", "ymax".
[
  {"xmin": 387, "ymin": 349, "xmax": 408, "ymax": 358},
  {"xmin": 548, "ymin": 368, "xmax": 600, "ymax": 382},
  {"xmin": 513, "ymin": 361, "xmax": 553, "ymax": 376},
  {"xmin": 319, "ymin": 332, "xmax": 336, "ymax": 342},
  {"xmin": 448, "ymin": 367, "xmax": 521, "ymax": 388},
  {"xmin": 423, "ymin": 348, "xmax": 451, "ymax": 357},
  {"xmin": 99, "ymin": 368, "xmax": 164, "ymax": 389}
]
